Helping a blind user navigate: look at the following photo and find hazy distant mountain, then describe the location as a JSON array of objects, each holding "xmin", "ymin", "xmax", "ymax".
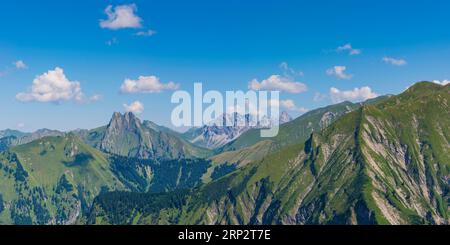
[
  {"xmin": 89, "ymin": 82, "xmax": 450, "ymax": 225},
  {"xmin": 183, "ymin": 111, "xmax": 293, "ymax": 149},
  {"xmin": 279, "ymin": 111, "xmax": 293, "ymax": 124},
  {"xmin": 0, "ymin": 129, "xmax": 64, "ymax": 151},
  {"xmin": 0, "ymin": 129, "xmax": 28, "ymax": 139}
]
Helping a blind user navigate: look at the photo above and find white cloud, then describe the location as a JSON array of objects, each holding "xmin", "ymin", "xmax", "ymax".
[
  {"xmin": 280, "ymin": 99, "xmax": 308, "ymax": 113},
  {"xmin": 135, "ymin": 29, "xmax": 157, "ymax": 37},
  {"xmin": 280, "ymin": 99, "xmax": 294, "ymax": 109},
  {"xmin": 123, "ymin": 101, "xmax": 144, "ymax": 114},
  {"xmin": 313, "ymin": 92, "xmax": 327, "ymax": 102},
  {"xmin": 382, "ymin": 56, "xmax": 407, "ymax": 66},
  {"xmin": 279, "ymin": 62, "xmax": 304, "ymax": 77},
  {"xmin": 14, "ymin": 60, "xmax": 27, "ymax": 69},
  {"xmin": 120, "ymin": 75, "xmax": 180, "ymax": 93},
  {"xmin": 330, "ymin": 86, "xmax": 378, "ymax": 103},
  {"xmin": 326, "ymin": 66, "xmax": 353, "ymax": 80},
  {"xmin": 336, "ymin": 43, "xmax": 361, "ymax": 55},
  {"xmin": 89, "ymin": 94, "xmax": 103, "ymax": 102},
  {"xmin": 17, "ymin": 123, "xmax": 25, "ymax": 129},
  {"xmin": 248, "ymin": 75, "xmax": 307, "ymax": 93},
  {"xmin": 100, "ymin": 4, "xmax": 142, "ymax": 30},
  {"xmin": 16, "ymin": 67, "xmax": 86, "ymax": 103},
  {"xmin": 432, "ymin": 80, "xmax": 450, "ymax": 86}
]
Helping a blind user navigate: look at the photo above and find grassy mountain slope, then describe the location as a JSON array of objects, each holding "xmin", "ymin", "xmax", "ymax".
[
  {"xmin": 218, "ymin": 101, "xmax": 359, "ymax": 153},
  {"xmin": 0, "ymin": 133, "xmax": 214, "ymax": 224},
  {"xmin": 88, "ymin": 82, "xmax": 449, "ymax": 225},
  {"xmin": 201, "ymin": 101, "xmax": 362, "ymax": 182},
  {"xmin": 108, "ymin": 154, "xmax": 211, "ymax": 193},
  {"xmin": 0, "ymin": 129, "xmax": 64, "ymax": 152},
  {"xmin": 202, "ymin": 140, "xmax": 276, "ymax": 183},
  {"xmin": 0, "ymin": 134, "xmax": 124, "ymax": 224}
]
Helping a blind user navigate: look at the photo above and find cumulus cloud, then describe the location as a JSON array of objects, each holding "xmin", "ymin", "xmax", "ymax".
[
  {"xmin": 16, "ymin": 67, "xmax": 86, "ymax": 103},
  {"xmin": 432, "ymin": 80, "xmax": 450, "ymax": 86},
  {"xmin": 100, "ymin": 4, "xmax": 142, "ymax": 30},
  {"xmin": 123, "ymin": 101, "xmax": 144, "ymax": 114},
  {"xmin": 329, "ymin": 86, "xmax": 377, "ymax": 103},
  {"xmin": 279, "ymin": 62, "xmax": 304, "ymax": 77},
  {"xmin": 248, "ymin": 75, "xmax": 307, "ymax": 93},
  {"xmin": 279, "ymin": 99, "xmax": 294, "ymax": 109},
  {"xmin": 313, "ymin": 92, "xmax": 327, "ymax": 102},
  {"xmin": 89, "ymin": 94, "xmax": 103, "ymax": 102},
  {"xmin": 120, "ymin": 75, "xmax": 180, "ymax": 93},
  {"xmin": 14, "ymin": 60, "xmax": 27, "ymax": 69},
  {"xmin": 382, "ymin": 56, "xmax": 407, "ymax": 66},
  {"xmin": 336, "ymin": 43, "xmax": 361, "ymax": 55},
  {"xmin": 326, "ymin": 66, "xmax": 353, "ymax": 80},
  {"xmin": 135, "ymin": 29, "xmax": 157, "ymax": 37},
  {"xmin": 280, "ymin": 99, "xmax": 308, "ymax": 113}
]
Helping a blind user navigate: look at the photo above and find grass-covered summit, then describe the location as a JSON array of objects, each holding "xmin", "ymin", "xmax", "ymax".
[{"xmin": 0, "ymin": 134, "xmax": 124, "ymax": 224}]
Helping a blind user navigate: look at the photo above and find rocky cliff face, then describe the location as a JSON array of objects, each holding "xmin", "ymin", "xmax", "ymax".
[
  {"xmin": 279, "ymin": 111, "xmax": 292, "ymax": 124},
  {"xmin": 97, "ymin": 112, "xmax": 209, "ymax": 160},
  {"xmin": 89, "ymin": 82, "xmax": 449, "ymax": 225}
]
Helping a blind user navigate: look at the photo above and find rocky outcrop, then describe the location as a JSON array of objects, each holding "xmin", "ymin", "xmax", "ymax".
[{"xmin": 98, "ymin": 112, "xmax": 209, "ymax": 160}]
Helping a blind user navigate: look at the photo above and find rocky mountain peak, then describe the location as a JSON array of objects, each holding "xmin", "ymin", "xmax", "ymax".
[
  {"xmin": 98, "ymin": 111, "xmax": 208, "ymax": 160},
  {"xmin": 279, "ymin": 111, "xmax": 292, "ymax": 124},
  {"xmin": 186, "ymin": 111, "xmax": 293, "ymax": 149},
  {"xmin": 108, "ymin": 112, "xmax": 142, "ymax": 131},
  {"xmin": 124, "ymin": 111, "xmax": 138, "ymax": 121}
]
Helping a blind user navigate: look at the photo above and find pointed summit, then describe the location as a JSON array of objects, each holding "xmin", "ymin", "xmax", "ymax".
[
  {"xmin": 101, "ymin": 112, "xmax": 144, "ymax": 157},
  {"xmin": 279, "ymin": 111, "xmax": 292, "ymax": 124},
  {"xmin": 124, "ymin": 111, "xmax": 139, "ymax": 121},
  {"xmin": 107, "ymin": 112, "xmax": 142, "ymax": 132},
  {"xmin": 98, "ymin": 112, "xmax": 209, "ymax": 160}
]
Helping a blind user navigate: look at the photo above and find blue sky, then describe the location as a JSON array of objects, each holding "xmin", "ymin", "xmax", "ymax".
[{"xmin": 1, "ymin": 0, "xmax": 450, "ymax": 132}]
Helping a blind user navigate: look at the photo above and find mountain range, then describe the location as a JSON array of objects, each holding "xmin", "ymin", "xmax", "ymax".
[
  {"xmin": 0, "ymin": 129, "xmax": 64, "ymax": 152},
  {"xmin": 88, "ymin": 82, "xmax": 449, "ymax": 225},
  {"xmin": 0, "ymin": 81, "xmax": 448, "ymax": 225},
  {"xmin": 181, "ymin": 111, "xmax": 293, "ymax": 149}
]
